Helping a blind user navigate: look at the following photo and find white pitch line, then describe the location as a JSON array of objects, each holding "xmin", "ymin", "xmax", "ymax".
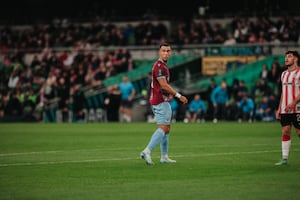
[
  {"xmin": 0, "ymin": 150, "xmax": 65, "ymax": 157},
  {"xmin": 0, "ymin": 157, "xmax": 134, "ymax": 167},
  {"xmin": 0, "ymin": 149, "xmax": 299, "ymax": 167},
  {"xmin": 0, "ymin": 143, "xmax": 292, "ymax": 157},
  {"xmin": 0, "ymin": 148, "xmax": 138, "ymax": 157}
]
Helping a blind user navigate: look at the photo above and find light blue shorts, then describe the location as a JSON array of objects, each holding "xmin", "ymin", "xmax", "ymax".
[{"xmin": 151, "ymin": 102, "xmax": 172, "ymax": 125}]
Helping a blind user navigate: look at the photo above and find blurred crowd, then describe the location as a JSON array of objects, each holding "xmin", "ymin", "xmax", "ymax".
[
  {"xmin": 0, "ymin": 15, "xmax": 299, "ymax": 122},
  {"xmin": 161, "ymin": 55, "xmax": 282, "ymax": 124},
  {"xmin": 1, "ymin": 15, "xmax": 299, "ymax": 51},
  {"xmin": 145, "ymin": 55, "xmax": 280, "ymax": 123}
]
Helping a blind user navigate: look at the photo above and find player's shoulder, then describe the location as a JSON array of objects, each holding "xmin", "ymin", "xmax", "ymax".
[{"xmin": 153, "ymin": 60, "xmax": 166, "ymax": 67}]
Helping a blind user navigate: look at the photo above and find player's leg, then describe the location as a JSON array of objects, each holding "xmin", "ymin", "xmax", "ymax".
[
  {"xmin": 119, "ymin": 102, "xmax": 125, "ymax": 122},
  {"xmin": 140, "ymin": 127, "xmax": 164, "ymax": 165},
  {"xmin": 275, "ymin": 114, "xmax": 292, "ymax": 165},
  {"xmin": 160, "ymin": 131, "xmax": 176, "ymax": 163},
  {"xmin": 140, "ymin": 102, "xmax": 171, "ymax": 165},
  {"xmin": 280, "ymin": 126, "xmax": 291, "ymax": 162},
  {"xmin": 277, "ymin": 114, "xmax": 300, "ymax": 165},
  {"xmin": 212, "ymin": 104, "xmax": 218, "ymax": 123},
  {"xmin": 124, "ymin": 101, "xmax": 133, "ymax": 122},
  {"xmin": 158, "ymin": 103, "xmax": 176, "ymax": 163}
]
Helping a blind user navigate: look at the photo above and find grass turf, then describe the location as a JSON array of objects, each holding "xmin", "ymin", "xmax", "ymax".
[{"xmin": 0, "ymin": 122, "xmax": 299, "ymax": 200}]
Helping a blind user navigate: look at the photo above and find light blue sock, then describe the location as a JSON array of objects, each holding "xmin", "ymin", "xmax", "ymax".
[
  {"xmin": 146, "ymin": 128, "xmax": 165, "ymax": 151},
  {"xmin": 160, "ymin": 134, "xmax": 169, "ymax": 156}
]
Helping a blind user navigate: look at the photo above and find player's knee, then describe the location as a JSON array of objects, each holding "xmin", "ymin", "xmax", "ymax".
[{"xmin": 282, "ymin": 126, "xmax": 291, "ymax": 135}]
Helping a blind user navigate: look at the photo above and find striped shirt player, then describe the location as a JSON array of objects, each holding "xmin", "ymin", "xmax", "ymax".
[
  {"xmin": 275, "ymin": 50, "xmax": 300, "ymax": 165},
  {"xmin": 279, "ymin": 67, "xmax": 300, "ymax": 114},
  {"xmin": 140, "ymin": 43, "xmax": 188, "ymax": 165}
]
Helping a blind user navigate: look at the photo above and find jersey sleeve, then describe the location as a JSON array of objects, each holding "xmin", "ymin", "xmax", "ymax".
[{"xmin": 153, "ymin": 62, "xmax": 168, "ymax": 80}]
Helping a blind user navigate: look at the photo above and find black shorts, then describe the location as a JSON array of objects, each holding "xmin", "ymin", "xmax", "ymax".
[
  {"xmin": 120, "ymin": 99, "xmax": 133, "ymax": 108},
  {"xmin": 280, "ymin": 113, "xmax": 300, "ymax": 129}
]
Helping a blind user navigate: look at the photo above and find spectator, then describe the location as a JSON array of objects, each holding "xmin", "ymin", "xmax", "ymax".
[
  {"xmin": 267, "ymin": 94, "xmax": 278, "ymax": 119},
  {"xmin": 34, "ymin": 87, "xmax": 47, "ymax": 121},
  {"xmin": 56, "ymin": 77, "xmax": 70, "ymax": 122},
  {"xmin": 268, "ymin": 58, "xmax": 282, "ymax": 95},
  {"xmin": 223, "ymin": 32, "xmax": 236, "ymax": 45},
  {"xmin": 236, "ymin": 80, "xmax": 248, "ymax": 101},
  {"xmin": 71, "ymin": 84, "xmax": 86, "ymax": 122},
  {"xmin": 118, "ymin": 76, "xmax": 136, "ymax": 122},
  {"xmin": 185, "ymin": 93, "xmax": 207, "ymax": 123},
  {"xmin": 259, "ymin": 64, "xmax": 269, "ymax": 80},
  {"xmin": 258, "ymin": 78, "xmax": 273, "ymax": 97},
  {"xmin": 210, "ymin": 79, "xmax": 230, "ymax": 123},
  {"xmin": 104, "ymin": 85, "xmax": 121, "ymax": 122},
  {"xmin": 5, "ymin": 90, "xmax": 22, "ymax": 117},
  {"xmin": 228, "ymin": 78, "xmax": 240, "ymax": 102},
  {"xmin": 169, "ymin": 95, "xmax": 179, "ymax": 122},
  {"xmin": 22, "ymin": 92, "xmax": 37, "ymax": 121},
  {"xmin": 8, "ymin": 69, "xmax": 20, "ymax": 89},
  {"xmin": 255, "ymin": 95, "xmax": 275, "ymax": 122},
  {"xmin": 205, "ymin": 77, "xmax": 217, "ymax": 120},
  {"xmin": 233, "ymin": 21, "xmax": 248, "ymax": 40},
  {"xmin": 237, "ymin": 93, "xmax": 255, "ymax": 122}
]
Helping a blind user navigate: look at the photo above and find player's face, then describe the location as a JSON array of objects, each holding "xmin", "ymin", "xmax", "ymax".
[
  {"xmin": 285, "ymin": 53, "xmax": 296, "ymax": 67},
  {"xmin": 159, "ymin": 46, "xmax": 171, "ymax": 62}
]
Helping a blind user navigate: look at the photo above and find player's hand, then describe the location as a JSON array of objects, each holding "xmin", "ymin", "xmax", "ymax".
[
  {"xmin": 284, "ymin": 102, "xmax": 295, "ymax": 113},
  {"xmin": 276, "ymin": 110, "xmax": 281, "ymax": 120},
  {"xmin": 179, "ymin": 96, "xmax": 188, "ymax": 104}
]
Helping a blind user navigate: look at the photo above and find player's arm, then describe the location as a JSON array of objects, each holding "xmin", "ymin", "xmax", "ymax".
[
  {"xmin": 129, "ymin": 85, "xmax": 136, "ymax": 101},
  {"xmin": 157, "ymin": 77, "xmax": 188, "ymax": 104},
  {"xmin": 276, "ymin": 93, "xmax": 283, "ymax": 119}
]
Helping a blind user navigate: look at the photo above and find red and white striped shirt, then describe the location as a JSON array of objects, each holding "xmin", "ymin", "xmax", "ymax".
[{"xmin": 280, "ymin": 67, "xmax": 300, "ymax": 114}]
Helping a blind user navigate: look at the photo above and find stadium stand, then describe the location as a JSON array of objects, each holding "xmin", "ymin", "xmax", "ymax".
[
  {"xmin": 0, "ymin": 2, "xmax": 300, "ymax": 122},
  {"xmin": 192, "ymin": 55, "xmax": 285, "ymax": 93}
]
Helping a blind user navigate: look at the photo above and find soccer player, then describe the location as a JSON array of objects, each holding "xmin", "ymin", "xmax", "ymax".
[
  {"xmin": 275, "ymin": 50, "xmax": 300, "ymax": 165},
  {"xmin": 140, "ymin": 43, "xmax": 188, "ymax": 165}
]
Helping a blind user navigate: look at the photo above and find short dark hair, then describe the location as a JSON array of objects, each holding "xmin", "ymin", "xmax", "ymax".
[
  {"xmin": 159, "ymin": 42, "xmax": 170, "ymax": 49},
  {"xmin": 285, "ymin": 50, "xmax": 299, "ymax": 59}
]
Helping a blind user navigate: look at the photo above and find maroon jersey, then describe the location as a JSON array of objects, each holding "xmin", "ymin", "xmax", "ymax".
[{"xmin": 149, "ymin": 59, "xmax": 170, "ymax": 105}]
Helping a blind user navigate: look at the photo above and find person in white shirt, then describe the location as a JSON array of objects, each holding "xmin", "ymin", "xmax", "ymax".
[{"xmin": 275, "ymin": 50, "xmax": 300, "ymax": 165}]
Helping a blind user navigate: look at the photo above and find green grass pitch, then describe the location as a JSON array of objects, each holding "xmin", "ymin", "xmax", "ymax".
[{"xmin": 0, "ymin": 122, "xmax": 299, "ymax": 200}]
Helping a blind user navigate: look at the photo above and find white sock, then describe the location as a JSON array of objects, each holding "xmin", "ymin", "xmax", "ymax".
[
  {"xmin": 161, "ymin": 154, "xmax": 168, "ymax": 159},
  {"xmin": 282, "ymin": 140, "xmax": 291, "ymax": 160}
]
